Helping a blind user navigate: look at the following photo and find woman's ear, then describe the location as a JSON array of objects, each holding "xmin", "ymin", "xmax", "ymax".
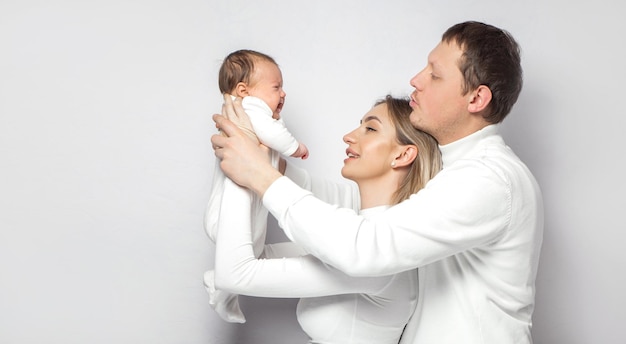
[
  {"xmin": 467, "ymin": 85, "xmax": 492, "ymax": 114},
  {"xmin": 234, "ymin": 82, "xmax": 249, "ymax": 98},
  {"xmin": 393, "ymin": 145, "xmax": 418, "ymax": 168}
]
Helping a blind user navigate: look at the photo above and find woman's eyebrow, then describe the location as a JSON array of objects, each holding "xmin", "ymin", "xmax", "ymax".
[{"xmin": 361, "ymin": 115, "xmax": 382, "ymax": 124}]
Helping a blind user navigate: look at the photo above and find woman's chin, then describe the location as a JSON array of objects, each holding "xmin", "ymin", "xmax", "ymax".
[
  {"xmin": 341, "ymin": 167, "xmax": 355, "ymax": 181},
  {"xmin": 340, "ymin": 167, "xmax": 349, "ymax": 179}
]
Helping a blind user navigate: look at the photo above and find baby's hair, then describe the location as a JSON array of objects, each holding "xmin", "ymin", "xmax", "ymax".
[{"xmin": 218, "ymin": 49, "xmax": 278, "ymax": 94}]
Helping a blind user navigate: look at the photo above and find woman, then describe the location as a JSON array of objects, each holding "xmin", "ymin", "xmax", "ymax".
[{"xmin": 207, "ymin": 95, "xmax": 442, "ymax": 343}]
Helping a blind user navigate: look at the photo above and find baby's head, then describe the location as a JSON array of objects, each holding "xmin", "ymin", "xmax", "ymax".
[{"xmin": 219, "ymin": 49, "xmax": 286, "ymax": 119}]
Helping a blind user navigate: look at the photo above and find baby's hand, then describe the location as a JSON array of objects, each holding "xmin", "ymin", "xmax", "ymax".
[{"xmin": 291, "ymin": 143, "xmax": 309, "ymax": 160}]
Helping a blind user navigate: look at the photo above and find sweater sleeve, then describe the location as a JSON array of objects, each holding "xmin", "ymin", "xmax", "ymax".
[
  {"xmin": 284, "ymin": 163, "xmax": 360, "ymax": 210},
  {"xmin": 244, "ymin": 97, "xmax": 300, "ymax": 157},
  {"xmin": 261, "ymin": 242, "xmax": 309, "ymax": 258},
  {"xmin": 214, "ymin": 178, "xmax": 393, "ymax": 298},
  {"xmin": 263, "ymin": 160, "xmax": 512, "ymax": 277}
]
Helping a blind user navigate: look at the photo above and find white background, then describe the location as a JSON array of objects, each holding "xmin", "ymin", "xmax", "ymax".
[{"xmin": 1, "ymin": 1, "xmax": 624, "ymax": 343}]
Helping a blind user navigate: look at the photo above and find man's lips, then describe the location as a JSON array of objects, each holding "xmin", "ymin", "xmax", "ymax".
[{"xmin": 410, "ymin": 96, "xmax": 418, "ymax": 107}]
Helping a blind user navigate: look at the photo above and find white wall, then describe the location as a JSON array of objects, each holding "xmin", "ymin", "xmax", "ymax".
[{"xmin": 1, "ymin": 0, "xmax": 624, "ymax": 343}]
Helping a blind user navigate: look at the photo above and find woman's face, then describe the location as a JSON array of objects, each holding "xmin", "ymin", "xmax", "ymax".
[{"xmin": 341, "ymin": 103, "xmax": 401, "ymax": 182}]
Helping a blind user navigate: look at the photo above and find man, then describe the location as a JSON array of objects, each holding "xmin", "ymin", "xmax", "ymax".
[{"xmin": 212, "ymin": 21, "xmax": 543, "ymax": 343}]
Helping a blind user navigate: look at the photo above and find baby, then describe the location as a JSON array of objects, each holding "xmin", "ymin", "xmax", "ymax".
[{"xmin": 204, "ymin": 49, "xmax": 308, "ymax": 323}]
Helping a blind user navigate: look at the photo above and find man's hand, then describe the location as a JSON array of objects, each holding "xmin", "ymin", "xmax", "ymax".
[{"xmin": 211, "ymin": 96, "xmax": 282, "ymax": 196}]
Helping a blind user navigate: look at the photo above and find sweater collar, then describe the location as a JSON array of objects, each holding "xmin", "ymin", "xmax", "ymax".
[
  {"xmin": 359, "ymin": 205, "xmax": 390, "ymax": 217},
  {"xmin": 439, "ymin": 124, "xmax": 499, "ymax": 168}
]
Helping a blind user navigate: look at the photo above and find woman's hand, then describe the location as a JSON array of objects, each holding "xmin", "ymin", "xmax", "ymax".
[
  {"xmin": 220, "ymin": 94, "xmax": 259, "ymax": 144},
  {"xmin": 211, "ymin": 96, "xmax": 282, "ymax": 196}
]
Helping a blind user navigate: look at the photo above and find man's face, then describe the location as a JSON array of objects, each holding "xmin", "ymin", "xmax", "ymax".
[{"xmin": 409, "ymin": 41, "xmax": 468, "ymax": 145}]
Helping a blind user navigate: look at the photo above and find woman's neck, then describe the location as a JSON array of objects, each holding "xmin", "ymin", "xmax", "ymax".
[{"xmin": 356, "ymin": 176, "xmax": 400, "ymax": 209}]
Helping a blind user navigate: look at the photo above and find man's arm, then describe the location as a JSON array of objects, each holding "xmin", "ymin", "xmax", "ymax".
[{"xmin": 264, "ymin": 164, "xmax": 512, "ymax": 276}]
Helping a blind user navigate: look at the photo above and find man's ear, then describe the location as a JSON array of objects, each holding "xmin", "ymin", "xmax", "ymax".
[
  {"xmin": 467, "ymin": 85, "xmax": 492, "ymax": 114},
  {"xmin": 393, "ymin": 145, "xmax": 418, "ymax": 168},
  {"xmin": 234, "ymin": 82, "xmax": 249, "ymax": 98}
]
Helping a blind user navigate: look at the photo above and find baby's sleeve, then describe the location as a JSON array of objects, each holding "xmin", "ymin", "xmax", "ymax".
[{"xmin": 243, "ymin": 97, "xmax": 300, "ymax": 157}]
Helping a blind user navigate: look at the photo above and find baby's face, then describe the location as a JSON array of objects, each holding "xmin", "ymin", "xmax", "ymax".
[{"xmin": 247, "ymin": 60, "xmax": 286, "ymax": 119}]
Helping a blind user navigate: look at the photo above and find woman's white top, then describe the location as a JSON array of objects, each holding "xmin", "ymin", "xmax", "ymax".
[{"xmin": 214, "ymin": 199, "xmax": 418, "ymax": 344}]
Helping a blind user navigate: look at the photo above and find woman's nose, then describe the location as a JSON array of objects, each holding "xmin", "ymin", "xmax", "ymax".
[{"xmin": 343, "ymin": 129, "xmax": 357, "ymax": 143}]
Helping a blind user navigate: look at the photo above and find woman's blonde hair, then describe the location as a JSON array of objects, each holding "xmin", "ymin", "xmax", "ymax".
[{"xmin": 376, "ymin": 95, "xmax": 442, "ymax": 204}]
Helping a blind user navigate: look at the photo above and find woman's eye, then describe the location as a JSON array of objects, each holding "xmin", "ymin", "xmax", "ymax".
[{"xmin": 366, "ymin": 127, "xmax": 376, "ymax": 132}]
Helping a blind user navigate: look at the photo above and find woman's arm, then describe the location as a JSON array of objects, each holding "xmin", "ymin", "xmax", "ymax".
[
  {"xmin": 261, "ymin": 242, "xmax": 309, "ymax": 258},
  {"xmin": 214, "ymin": 178, "xmax": 391, "ymax": 298}
]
